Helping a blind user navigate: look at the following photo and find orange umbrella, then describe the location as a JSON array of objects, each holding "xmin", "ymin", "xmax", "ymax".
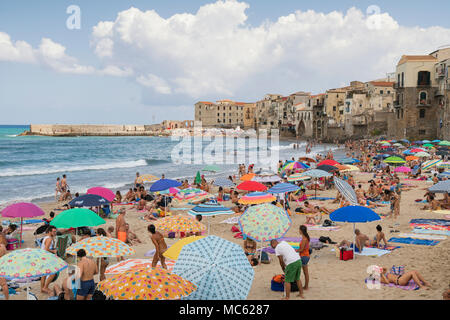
[
  {"xmin": 240, "ymin": 173, "xmax": 255, "ymax": 181},
  {"xmin": 336, "ymin": 165, "xmax": 350, "ymax": 171},
  {"xmin": 406, "ymin": 156, "xmax": 418, "ymax": 161}
]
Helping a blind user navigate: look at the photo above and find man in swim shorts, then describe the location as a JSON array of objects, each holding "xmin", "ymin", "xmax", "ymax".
[
  {"xmin": 76, "ymin": 249, "xmax": 98, "ymax": 300},
  {"xmin": 116, "ymin": 208, "xmax": 127, "ymax": 261},
  {"xmin": 148, "ymin": 224, "xmax": 168, "ymax": 269}
]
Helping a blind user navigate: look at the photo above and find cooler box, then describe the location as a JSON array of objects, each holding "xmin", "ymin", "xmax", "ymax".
[{"xmin": 340, "ymin": 248, "xmax": 353, "ymax": 261}]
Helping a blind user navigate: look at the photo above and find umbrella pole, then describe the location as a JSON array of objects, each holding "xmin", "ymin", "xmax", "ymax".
[
  {"xmin": 20, "ymin": 217, "xmax": 23, "ymax": 248},
  {"xmin": 353, "ymin": 223, "xmax": 356, "ymax": 260}
]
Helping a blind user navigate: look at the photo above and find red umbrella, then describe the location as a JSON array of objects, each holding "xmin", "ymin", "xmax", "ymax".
[
  {"xmin": 317, "ymin": 159, "xmax": 340, "ymax": 167},
  {"xmin": 87, "ymin": 187, "xmax": 116, "ymax": 202},
  {"xmin": 1, "ymin": 203, "xmax": 45, "ymax": 248},
  {"xmin": 236, "ymin": 181, "xmax": 268, "ymax": 192}
]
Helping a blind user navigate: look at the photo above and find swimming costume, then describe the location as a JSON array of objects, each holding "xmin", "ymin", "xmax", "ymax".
[
  {"xmin": 118, "ymin": 231, "xmax": 127, "ymax": 243},
  {"xmin": 78, "ymin": 279, "xmax": 95, "ymax": 297}
]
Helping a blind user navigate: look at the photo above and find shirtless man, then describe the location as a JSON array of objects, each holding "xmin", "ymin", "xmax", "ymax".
[
  {"xmin": 124, "ymin": 188, "xmax": 135, "ymax": 202},
  {"xmin": 339, "ymin": 229, "xmax": 370, "ymax": 253},
  {"xmin": 0, "ymin": 243, "xmax": 8, "ymax": 300},
  {"xmin": 55, "ymin": 177, "xmax": 62, "ymax": 201},
  {"xmin": 125, "ymin": 223, "xmax": 141, "ymax": 245},
  {"xmin": 116, "ymin": 209, "xmax": 127, "ymax": 261},
  {"xmin": 148, "ymin": 224, "xmax": 167, "ymax": 269},
  {"xmin": 61, "ymin": 174, "xmax": 68, "ymax": 193},
  {"xmin": 370, "ymin": 225, "xmax": 388, "ymax": 248},
  {"xmin": 76, "ymin": 249, "xmax": 98, "ymax": 300},
  {"xmin": 134, "ymin": 172, "xmax": 141, "ymax": 189}
]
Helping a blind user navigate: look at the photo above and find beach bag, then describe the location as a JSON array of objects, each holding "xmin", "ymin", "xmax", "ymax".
[
  {"xmin": 339, "ymin": 248, "xmax": 353, "ymax": 261},
  {"xmin": 270, "ymin": 275, "xmax": 299, "ymax": 292}
]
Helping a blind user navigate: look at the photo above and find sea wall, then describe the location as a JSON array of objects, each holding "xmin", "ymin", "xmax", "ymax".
[{"xmin": 24, "ymin": 124, "xmax": 166, "ymax": 136}]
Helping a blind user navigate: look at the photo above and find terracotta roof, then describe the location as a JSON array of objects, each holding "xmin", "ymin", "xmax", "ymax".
[
  {"xmin": 369, "ymin": 81, "xmax": 394, "ymax": 87},
  {"xmin": 311, "ymin": 93, "xmax": 326, "ymax": 98},
  {"xmin": 397, "ymin": 55, "xmax": 437, "ymax": 66},
  {"xmin": 198, "ymin": 101, "xmax": 215, "ymax": 105}
]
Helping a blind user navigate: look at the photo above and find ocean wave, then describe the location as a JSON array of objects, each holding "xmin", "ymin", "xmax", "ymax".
[
  {"xmin": 145, "ymin": 158, "xmax": 171, "ymax": 165},
  {"xmin": 0, "ymin": 159, "xmax": 150, "ymax": 177}
]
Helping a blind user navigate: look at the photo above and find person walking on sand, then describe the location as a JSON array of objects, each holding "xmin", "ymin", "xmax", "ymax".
[
  {"xmin": 270, "ymin": 239, "xmax": 304, "ymax": 300},
  {"xmin": 298, "ymin": 225, "xmax": 310, "ymax": 290},
  {"xmin": 75, "ymin": 249, "xmax": 98, "ymax": 300},
  {"xmin": 148, "ymin": 224, "xmax": 167, "ymax": 269},
  {"xmin": 40, "ymin": 225, "xmax": 58, "ymax": 294},
  {"xmin": 55, "ymin": 177, "xmax": 62, "ymax": 201},
  {"xmin": 115, "ymin": 208, "xmax": 127, "ymax": 261},
  {"xmin": 61, "ymin": 174, "xmax": 68, "ymax": 193}
]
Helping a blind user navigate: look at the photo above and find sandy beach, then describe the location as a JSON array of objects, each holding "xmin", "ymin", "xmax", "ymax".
[{"xmin": 3, "ymin": 170, "xmax": 449, "ymax": 300}]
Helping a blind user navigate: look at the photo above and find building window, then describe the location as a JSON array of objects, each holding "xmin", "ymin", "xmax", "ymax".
[
  {"xmin": 417, "ymin": 71, "xmax": 431, "ymax": 86},
  {"xmin": 333, "ymin": 106, "xmax": 336, "ymax": 111},
  {"xmin": 339, "ymin": 111, "xmax": 343, "ymax": 115},
  {"xmin": 380, "ymin": 90, "xmax": 384, "ymax": 94},
  {"xmin": 419, "ymin": 129, "xmax": 426, "ymax": 135},
  {"xmin": 401, "ymin": 72, "xmax": 404, "ymax": 87},
  {"xmin": 419, "ymin": 92, "xmax": 427, "ymax": 103},
  {"xmin": 401, "ymin": 109, "xmax": 404, "ymax": 118},
  {"xmin": 419, "ymin": 109, "xmax": 426, "ymax": 118},
  {"xmin": 387, "ymin": 90, "xmax": 390, "ymax": 94}
]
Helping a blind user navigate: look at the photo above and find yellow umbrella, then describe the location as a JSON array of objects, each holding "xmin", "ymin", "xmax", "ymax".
[
  {"xmin": 341, "ymin": 165, "xmax": 360, "ymax": 172},
  {"xmin": 163, "ymin": 236, "xmax": 205, "ymax": 260},
  {"xmin": 154, "ymin": 215, "xmax": 207, "ymax": 234},
  {"xmin": 136, "ymin": 174, "xmax": 158, "ymax": 184}
]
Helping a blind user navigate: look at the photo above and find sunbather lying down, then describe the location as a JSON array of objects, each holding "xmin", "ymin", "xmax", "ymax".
[{"xmin": 380, "ymin": 267, "xmax": 432, "ymax": 290}]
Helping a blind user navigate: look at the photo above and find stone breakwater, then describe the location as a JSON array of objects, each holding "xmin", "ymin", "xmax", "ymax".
[{"xmin": 19, "ymin": 124, "xmax": 170, "ymax": 137}]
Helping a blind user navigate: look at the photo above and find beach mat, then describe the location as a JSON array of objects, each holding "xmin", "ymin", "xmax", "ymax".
[
  {"xmin": 171, "ymin": 208, "xmax": 193, "ymax": 211},
  {"xmin": 409, "ymin": 219, "xmax": 450, "ymax": 226},
  {"xmin": 355, "ymin": 247, "xmax": 391, "ymax": 257},
  {"xmin": 410, "ymin": 224, "xmax": 450, "ymax": 231},
  {"xmin": 220, "ymin": 216, "xmax": 240, "ymax": 224},
  {"xmin": 412, "ymin": 228, "xmax": 450, "ymax": 236},
  {"xmin": 431, "ymin": 210, "xmax": 450, "ymax": 215},
  {"xmin": 388, "ymin": 237, "xmax": 440, "ymax": 246},
  {"xmin": 365, "ymin": 245, "xmax": 401, "ymax": 251},
  {"xmin": 306, "ymin": 197, "xmax": 335, "ymax": 201},
  {"xmin": 398, "ymin": 233, "xmax": 446, "ymax": 240},
  {"xmin": 303, "ymin": 224, "xmax": 340, "ymax": 231},
  {"xmin": 365, "ymin": 278, "xmax": 420, "ymax": 291},
  {"xmin": 2, "ymin": 219, "xmax": 44, "ymax": 225}
]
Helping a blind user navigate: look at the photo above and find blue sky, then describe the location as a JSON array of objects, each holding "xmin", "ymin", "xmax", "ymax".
[{"xmin": 1, "ymin": 0, "xmax": 450, "ymax": 125}]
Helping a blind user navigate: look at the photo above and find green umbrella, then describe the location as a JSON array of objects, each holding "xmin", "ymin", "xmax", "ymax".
[
  {"xmin": 422, "ymin": 143, "xmax": 434, "ymax": 148},
  {"xmin": 383, "ymin": 156, "xmax": 406, "ymax": 164},
  {"xmin": 194, "ymin": 171, "xmax": 202, "ymax": 185},
  {"xmin": 202, "ymin": 165, "xmax": 221, "ymax": 172},
  {"xmin": 438, "ymin": 140, "xmax": 450, "ymax": 146},
  {"xmin": 50, "ymin": 208, "xmax": 105, "ymax": 229}
]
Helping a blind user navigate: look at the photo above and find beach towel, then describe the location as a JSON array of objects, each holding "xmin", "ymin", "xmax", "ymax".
[
  {"xmin": 355, "ymin": 247, "xmax": 391, "ymax": 257},
  {"xmin": 306, "ymin": 197, "xmax": 335, "ymax": 201},
  {"xmin": 365, "ymin": 278, "xmax": 420, "ymax": 291},
  {"xmin": 410, "ymin": 223, "xmax": 450, "ymax": 231},
  {"xmin": 412, "ymin": 228, "xmax": 450, "ymax": 236},
  {"xmin": 409, "ymin": 219, "xmax": 450, "ymax": 226},
  {"xmin": 2, "ymin": 219, "xmax": 44, "ymax": 226},
  {"xmin": 106, "ymin": 258, "xmax": 175, "ymax": 273},
  {"xmin": 431, "ymin": 210, "xmax": 450, "ymax": 215},
  {"xmin": 398, "ymin": 233, "xmax": 446, "ymax": 240},
  {"xmin": 303, "ymin": 224, "xmax": 340, "ymax": 231},
  {"xmin": 388, "ymin": 237, "xmax": 440, "ymax": 246},
  {"xmin": 220, "ymin": 216, "xmax": 240, "ymax": 224},
  {"xmin": 171, "ymin": 208, "xmax": 193, "ymax": 211},
  {"xmin": 365, "ymin": 245, "xmax": 401, "ymax": 251}
]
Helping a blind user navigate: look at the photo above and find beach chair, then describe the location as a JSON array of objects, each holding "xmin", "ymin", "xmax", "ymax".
[{"xmin": 56, "ymin": 234, "xmax": 70, "ymax": 259}]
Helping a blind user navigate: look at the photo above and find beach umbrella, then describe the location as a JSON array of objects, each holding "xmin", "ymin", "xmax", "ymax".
[
  {"xmin": 0, "ymin": 248, "xmax": 68, "ymax": 280},
  {"xmin": 66, "ymin": 236, "xmax": 135, "ymax": 258},
  {"xmin": 299, "ymin": 169, "xmax": 332, "ymax": 178},
  {"xmin": 394, "ymin": 166, "xmax": 411, "ymax": 173},
  {"xmin": 287, "ymin": 173, "xmax": 311, "ymax": 182},
  {"xmin": 1, "ymin": 202, "xmax": 45, "ymax": 248},
  {"xmin": 383, "ymin": 156, "xmax": 406, "ymax": 164},
  {"xmin": 238, "ymin": 192, "xmax": 276, "ymax": 205},
  {"xmin": 298, "ymin": 157, "xmax": 316, "ymax": 163},
  {"xmin": 413, "ymin": 141, "xmax": 423, "ymax": 145},
  {"xmin": 188, "ymin": 201, "xmax": 234, "ymax": 234},
  {"xmin": 172, "ymin": 235, "xmax": 254, "ymax": 300},
  {"xmin": 428, "ymin": 180, "xmax": 450, "ymax": 193},
  {"xmin": 68, "ymin": 194, "xmax": 109, "ymax": 207},
  {"xmin": 163, "ymin": 236, "xmax": 205, "ymax": 261},
  {"xmin": 340, "ymin": 165, "xmax": 360, "ymax": 173},
  {"xmin": 239, "ymin": 173, "xmax": 256, "ymax": 181},
  {"xmin": 50, "ymin": 208, "xmax": 105, "ymax": 229},
  {"xmin": 432, "ymin": 140, "xmax": 441, "ymax": 143},
  {"xmin": 267, "ymin": 183, "xmax": 300, "ymax": 194},
  {"xmin": 202, "ymin": 165, "xmax": 221, "ymax": 172},
  {"xmin": 337, "ymin": 158, "xmax": 360, "ymax": 164},
  {"xmin": 236, "ymin": 181, "xmax": 267, "ymax": 192},
  {"xmin": 317, "ymin": 159, "xmax": 340, "ymax": 167},
  {"xmin": 150, "ymin": 179, "xmax": 182, "ymax": 192},
  {"xmin": 281, "ymin": 161, "xmax": 309, "ymax": 171},
  {"xmin": 330, "ymin": 206, "xmax": 380, "ymax": 259},
  {"xmin": 136, "ymin": 174, "xmax": 158, "ymax": 184},
  {"xmin": 437, "ymin": 162, "xmax": 450, "ymax": 170},
  {"xmin": 400, "ymin": 139, "xmax": 410, "ymax": 143},
  {"xmin": 436, "ymin": 150, "xmax": 449, "ymax": 156},
  {"xmin": 422, "ymin": 140, "xmax": 431, "ymax": 144},
  {"xmin": 333, "ymin": 177, "xmax": 358, "ymax": 205},
  {"xmin": 438, "ymin": 171, "xmax": 450, "ymax": 179},
  {"xmin": 415, "ymin": 152, "xmax": 431, "ymax": 158},
  {"xmin": 336, "ymin": 164, "xmax": 351, "ymax": 171},
  {"xmin": 212, "ymin": 178, "xmax": 235, "ymax": 188},
  {"xmin": 439, "ymin": 140, "xmax": 450, "ymax": 146},
  {"xmin": 402, "ymin": 150, "xmax": 414, "ymax": 155},
  {"xmin": 87, "ymin": 187, "xmax": 115, "ymax": 202},
  {"xmin": 410, "ymin": 148, "xmax": 425, "ymax": 153},
  {"xmin": 316, "ymin": 164, "xmax": 339, "ymax": 172},
  {"xmin": 423, "ymin": 143, "xmax": 434, "ymax": 148},
  {"xmin": 105, "ymin": 259, "xmax": 175, "ymax": 274},
  {"xmin": 98, "ymin": 267, "xmax": 197, "ymax": 300},
  {"xmin": 194, "ymin": 171, "xmax": 202, "ymax": 185},
  {"xmin": 393, "ymin": 143, "xmax": 403, "ymax": 147},
  {"xmin": 405, "ymin": 156, "xmax": 418, "ymax": 161},
  {"xmin": 253, "ymin": 175, "xmax": 282, "ymax": 183},
  {"xmin": 154, "ymin": 215, "xmax": 207, "ymax": 235},
  {"xmin": 239, "ymin": 203, "xmax": 291, "ymax": 242},
  {"xmin": 422, "ymin": 159, "xmax": 443, "ymax": 170}
]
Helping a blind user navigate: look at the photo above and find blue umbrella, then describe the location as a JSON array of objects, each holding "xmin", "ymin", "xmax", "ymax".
[
  {"xmin": 188, "ymin": 201, "xmax": 234, "ymax": 234},
  {"xmin": 150, "ymin": 179, "xmax": 182, "ymax": 192},
  {"xmin": 172, "ymin": 235, "xmax": 254, "ymax": 300},
  {"xmin": 428, "ymin": 180, "xmax": 450, "ymax": 193},
  {"xmin": 68, "ymin": 194, "xmax": 109, "ymax": 207},
  {"xmin": 267, "ymin": 183, "xmax": 300, "ymax": 194},
  {"xmin": 438, "ymin": 171, "xmax": 450, "ymax": 179},
  {"xmin": 400, "ymin": 139, "xmax": 410, "ymax": 143},
  {"xmin": 299, "ymin": 169, "xmax": 332, "ymax": 178},
  {"xmin": 432, "ymin": 140, "xmax": 441, "ymax": 143},
  {"xmin": 330, "ymin": 206, "xmax": 380, "ymax": 259},
  {"xmin": 212, "ymin": 178, "xmax": 235, "ymax": 188}
]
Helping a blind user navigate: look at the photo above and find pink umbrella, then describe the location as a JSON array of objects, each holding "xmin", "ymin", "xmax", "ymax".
[
  {"xmin": 169, "ymin": 187, "xmax": 180, "ymax": 194},
  {"xmin": 87, "ymin": 187, "xmax": 116, "ymax": 202},
  {"xmin": 1, "ymin": 203, "xmax": 45, "ymax": 248},
  {"xmin": 410, "ymin": 148, "xmax": 425, "ymax": 153},
  {"xmin": 394, "ymin": 166, "xmax": 411, "ymax": 173}
]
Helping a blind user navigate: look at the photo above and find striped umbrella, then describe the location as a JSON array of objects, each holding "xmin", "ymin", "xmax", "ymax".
[
  {"xmin": 422, "ymin": 159, "xmax": 443, "ymax": 170},
  {"xmin": 287, "ymin": 173, "xmax": 311, "ymax": 182},
  {"xmin": 212, "ymin": 178, "xmax": 235, "ymax": 188},
  {"xmin": 239, "ymin": 192, "xmax": 276, "ymax": 205},
  {"xmin": 187, "ymin": 202, "xmax": 234, "ymax": 234},
  {"xmin": 437, "ymin": 162, "xmax": 450, "ymax": 170},
  {"xmin": 281, "ymin": 161, "xmax": 309, "ymax": 171},
  {"xmin": 333, "ymin": 177, "xmax": 358, "ymax": 205},
  {"xmin": 253, "ymin": 175, "xmax": 282, "ymax": 183},
  {"xmin": 267, "ymin": 183, "xmax": 300, "ymax": 194},
  {"xmin": 415, "ymin": 152, "xmax": 431, "ymax": 158},
  {"xmin": 299, "ymin": 169, "xmax": 332, "ymax": 178}
]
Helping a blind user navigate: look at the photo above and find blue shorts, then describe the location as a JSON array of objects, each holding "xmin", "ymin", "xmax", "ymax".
[
  {"xmin": 300, "ymin": 256, "xmax": 310, "ymax": 266},
  {"xmin": 78, "ymin": 279, "xmax": 95, "ymax": 297}
]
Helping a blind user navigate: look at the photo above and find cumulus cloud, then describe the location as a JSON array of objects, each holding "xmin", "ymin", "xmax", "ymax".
[{"xmin": 90, "ymin": 0, "xmax": 450, "ymax": 102}]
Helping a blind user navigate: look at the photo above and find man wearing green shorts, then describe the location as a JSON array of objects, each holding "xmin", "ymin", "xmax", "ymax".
[{"xmin": 271, "ymin": 239, "xmax": 304, "ymax": 300}]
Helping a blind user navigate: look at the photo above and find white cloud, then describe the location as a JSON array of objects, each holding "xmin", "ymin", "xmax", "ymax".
[
  {"xmin": 0, "ymin": 32, "xmax": 36, "ymax": 63},
  {"xmin": 136, "ymin": 73, "xmax": 171, "ymax": 94}
]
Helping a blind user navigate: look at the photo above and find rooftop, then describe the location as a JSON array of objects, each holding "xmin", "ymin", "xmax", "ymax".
[{"xmin": 397, "ymin": 55, "xmax": 438, "ymax": 66}]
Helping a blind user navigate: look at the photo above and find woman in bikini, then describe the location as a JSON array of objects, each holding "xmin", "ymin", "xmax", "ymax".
[
  {"xmin": 380, "ymin": 267, "xmax": 431, "ymax": 289},
  {"xmin": 243, "ymin": 238, "xmax": 257, "ymax": 262}
]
